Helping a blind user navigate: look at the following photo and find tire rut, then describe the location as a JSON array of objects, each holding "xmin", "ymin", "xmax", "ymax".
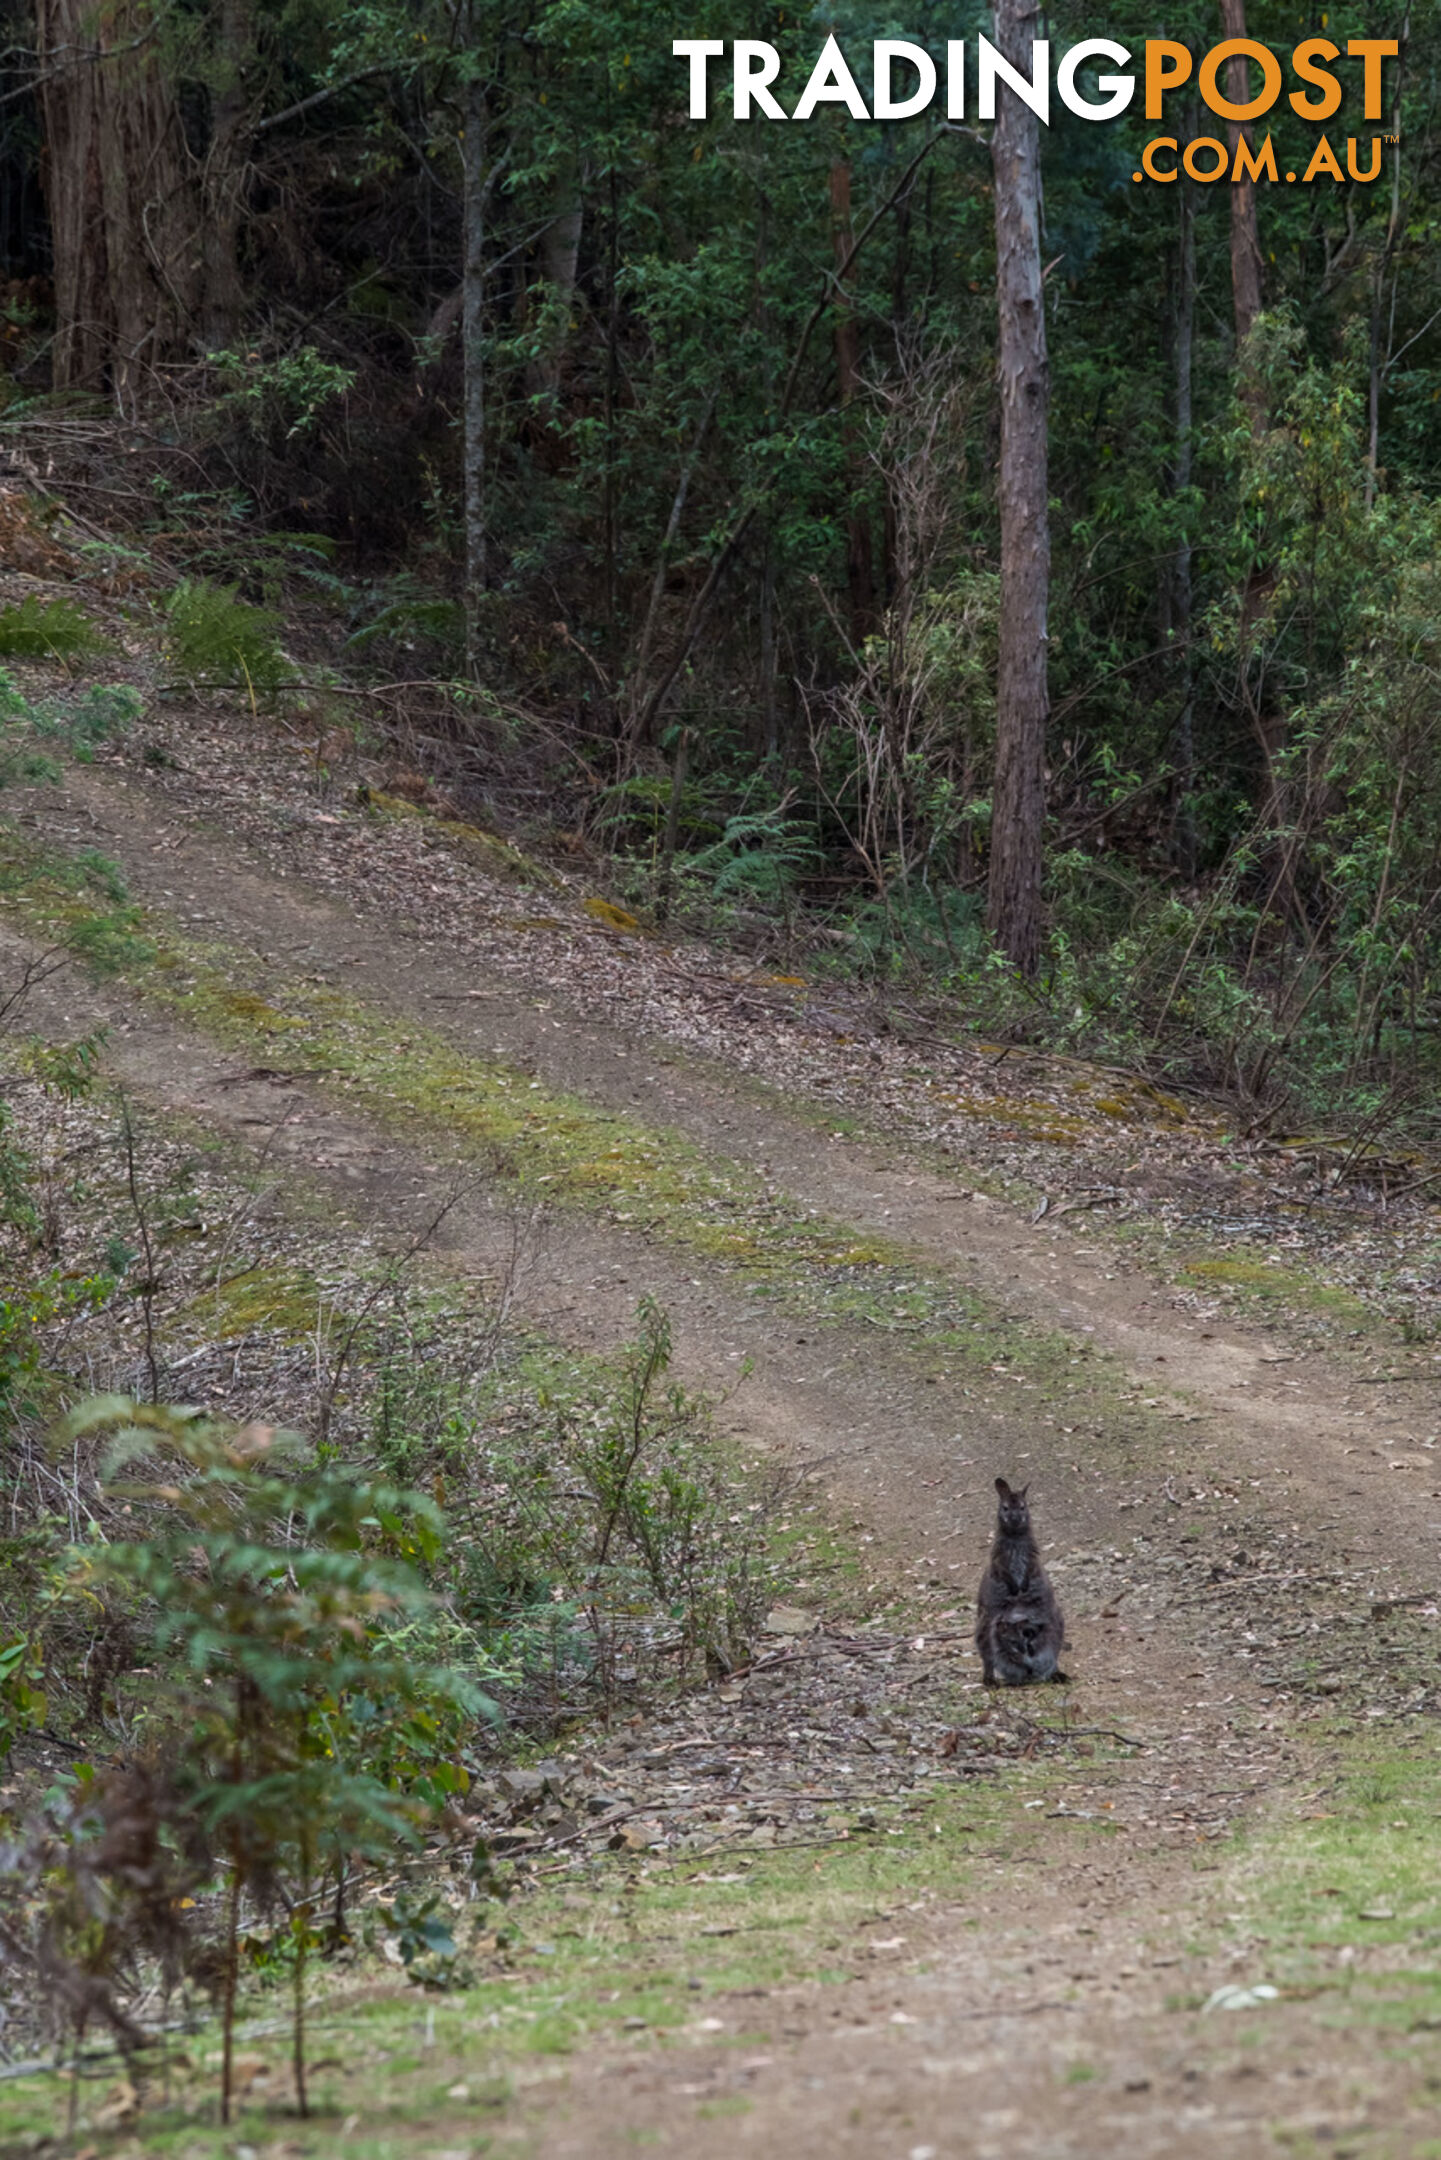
[{"xmin": 18, "ymin": 761, "xmax": 1440, "ymax": 1595}]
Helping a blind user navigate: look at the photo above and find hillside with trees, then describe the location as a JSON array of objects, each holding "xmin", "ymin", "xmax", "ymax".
[{"xmin": 0, "ymin": 0, "xmax": 1435, "ymax": 1102}]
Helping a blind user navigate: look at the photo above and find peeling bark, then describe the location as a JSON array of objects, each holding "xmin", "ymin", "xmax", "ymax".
[
  {"xmin": 1219, "ymin": 0, "xmax": 1263, "ymax": 393},
  {"xmin": 35, "ymin": 0, "xmax": 202, "ymax": 395},
  {"xmin": 985, "ymin": 0, "xmax": 1050, "ymax": 977}
]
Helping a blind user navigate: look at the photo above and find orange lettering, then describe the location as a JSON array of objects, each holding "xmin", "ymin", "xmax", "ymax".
[
  {"xmin": 1234, "ymin": 131, "xmax": 1278, "ymax": 183},
  {"xmin": 1145, "ymin": 39, "xmax": 1193, "ymax": 120},
  {"xmin": 1289, "ymin": 38, "xmax": 1341, "ymax": 121},
  {"xmin": 1199, "ymin": 37, "xmax": 1282, "ymax": 122},
  {"xmin": 1347, "ymin": 39, "xmax": 1398, "ymax": 120},
  {"xmin": 1302, "ymin": 133, "xmax": 1344, "ymax": 181},
  {"xmin": 1183, "ymin": 135, "xmax": 1230, "ymax": 183}
]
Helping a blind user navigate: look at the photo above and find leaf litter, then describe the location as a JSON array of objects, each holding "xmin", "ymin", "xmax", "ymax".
[{"xmin": 22, "ymin": 681, "xmax": 1441, "ymax": 1348}]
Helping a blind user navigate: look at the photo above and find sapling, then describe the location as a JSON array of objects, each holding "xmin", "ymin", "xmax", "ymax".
[{"xmin": 60, "ymin": 1397, "xmax": 496, "ymax": 2122}]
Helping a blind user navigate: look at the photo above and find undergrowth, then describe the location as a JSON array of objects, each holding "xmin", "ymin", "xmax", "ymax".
[
  {"xmin": 163, "ymin": 579, "xmax": 288, "ymax": 695},
  {"xmin": 0, "ymin": 595, "xmax": 105, "ymax": 661},
  {"xmin": 0, "ymin": 933, "xmax": 788, "ymax": 2119}
]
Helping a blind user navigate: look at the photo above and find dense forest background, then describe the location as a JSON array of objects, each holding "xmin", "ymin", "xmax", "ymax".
[{"xmin": 1, "ymin": 0, "xmax": 1439, "ymax": 1137}]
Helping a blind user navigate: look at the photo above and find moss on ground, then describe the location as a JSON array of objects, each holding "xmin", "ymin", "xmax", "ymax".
[
  {"xmin": 1173, "ymin": 1252, "xmax": 1371, "ymax": 1330},
  {"xmin": 186, "ymin": 1260, "xmax": 324, "ymax": 1339}
]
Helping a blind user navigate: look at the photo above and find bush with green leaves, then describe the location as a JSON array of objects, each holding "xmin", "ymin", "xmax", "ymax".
[
  {"xmin": 846, "ymin": 883, "xmax": 988, "ymax": 981},
  {"xmin": 1, "ymin": 672, "xmax": 141, "ymax": 789},
  {"xmin": 368, "ymin": 1882, "xmax": 478, "ymax": 1991},
  {"xmin": 30, "ymin": 683, "xmax": 142, "ymax": 758},
  {"xmin": 0, "ymin": 669, "xmax": 60, "ymax": 787},
  {"xmin": 52, "ymin": 1398, "xmax": 497, "ymax": 2118},
  {"xmin": 0, "ymin": 596, "xmax": 104, "ymax": 661},
  {"xmin": 0, "ymin": 1755, "xmax": 209, "ymax": 2120},
  {"xmin": 0, "ymin": 1633, "xmax": 45, "ymax": 1765},
  {"xmin": 206, "ymin": 345, "xmax": 356, "ymax": 442},
  {"xmin": 344, "ymin": 572, "xmax": 466, "ymax": 660},
  {"xmin": 163, "ymin": 578, "xmax": 287, "ymax": 696},
  {"xmin": 0, "ymin": 1270, "xmax": 111, "ymax": 1441},
  {"xmin": 679, "ymin": 806, "xmax": 820, "ymax": 917},
  {"xmin": 441, "ymin": 1300, "xmax": 774, "ymax": 1702}
]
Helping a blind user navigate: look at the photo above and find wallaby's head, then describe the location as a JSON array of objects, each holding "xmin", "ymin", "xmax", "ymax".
[{"xmin": 994, "ymin": 1476, "xmax": 1032, "ymax": 1538}]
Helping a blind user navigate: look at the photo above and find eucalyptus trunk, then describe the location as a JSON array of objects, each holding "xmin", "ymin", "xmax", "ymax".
[
  {"xmin": 1219, "ymin": 0, "xmax": 1263, "ymax": 376},
  {"xmin": 199, "ymin": 0, "xmax": 255, "ymax": 348},
  {"xmin": 526, "ymin": 153, "xmax": 583, "ymax": 406},
  {"xmin": 34, "ymin": 0, "xmax": 201, "ymax": 397},
  {"xmin": 462, "ymin": 73, "xmax": 488, "ymax": 668},
  {"xmin": 1167, "ymin": 128, "xmax": 1198, "ymax": 880},
  {"xmin": 829, "ymin": 157, "xmax": 874, "ymax": 644},
  {"xmin": 1216, "ymin": 0, "xmax": 1291, "ymax": 890},
  {"xmin": 985, "ymin": 0, "xmax": 1050, "ymax": 977}
]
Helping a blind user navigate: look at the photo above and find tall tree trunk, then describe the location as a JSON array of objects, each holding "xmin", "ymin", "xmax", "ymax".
[
  {"xmin": 985, "ymin": 0, "xmax": 1050, "ymax": 977},
  {"xmin": 754, "ymin": 188, "xmax": 779, "ymax": 758},
  {"xmin": 462, "ymin": 72, "xmax": 488, "ymax": 668},
  {"xmin": 759, "ymin": 535, "xmax": 779, "ymax": 759},
  {"xmin": 602, "ymin": 160, "xmax": 620, "ymax": 645},
  {"xmin": 1166, "ymin": 115, "xmax": 1198, "ymax": 880},
  {"xmin": 199, "ymin": 0, "xmax": 255, "ymax": 348},
  {"xmin": 1365, "ymin": 5, "xmax": 1408, "ymax": 511},
  {"xmin": 1217, "ymin": 0, "xmax": 1290, "ymax": 892},
  {"xmin": 1219, "ymin": 0, "xmax": 1263, "ymax": 379},
  {"xmin": 34, "ymin": 0, "xmax": 201, "ymax": 397},
  {"xmin": 829, "ymin": 157, "xmax": 874, "ymax": 644},
  {"xmin": 525, "ymin": 154, "xmax": 583, "ymax": 406}
]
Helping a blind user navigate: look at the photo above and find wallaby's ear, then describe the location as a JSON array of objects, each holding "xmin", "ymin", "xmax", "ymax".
[
  {"xmin": 995, "ymin": 1476, "xmax": 1010, "ymax": 1498},
  {"xmin": 1018, "ymin": 1483, "xmax": 1029, "ymax": 1498}
]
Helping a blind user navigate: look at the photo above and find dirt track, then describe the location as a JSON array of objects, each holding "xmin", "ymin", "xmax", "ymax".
[{"xmin": 7, "ymin": 750, "xmax": 1441, "ymax": 2153}]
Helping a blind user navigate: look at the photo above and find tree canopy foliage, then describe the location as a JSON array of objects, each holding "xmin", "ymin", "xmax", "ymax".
[{"xmin": 1, "ymin": 0, "xmax": 1440, "ymax": 1120}]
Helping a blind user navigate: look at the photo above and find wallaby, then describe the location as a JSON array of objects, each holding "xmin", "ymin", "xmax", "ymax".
[{"xmin": 975, "ymin": 1476, "xmax": 1068, "ymax": 1686}]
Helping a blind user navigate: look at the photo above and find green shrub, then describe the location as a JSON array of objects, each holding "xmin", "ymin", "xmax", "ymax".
[
  {"xmin": 163, "ymin": 578, "xmax": 287, "ymax": 695},
  {"xmin": 0, "ymin": 596, "xmax": 104, "ymax": 660},
  {"xmin": 366, "ymin": 1299, "xmax": 775, "ymax": 1704},
  {"xmin": 680, "ymin": 806, "xmax": 820, "ymax": 911},
  {"xmin": 207, "ymin": 345, "xmax": 356, "ymax": 441},
  {"xmin": 52, "ymin": 1396, "xmax": 497, "ymax": 2117},
  {"xmin": 0, "ymin": 668, "xmax": 59, "ymax": 787},
  {"xmin": 0, "ymin": 676, "xmax": 140, "ymax": 788},
  {"xmin": 345, "ymin": 576, "xmax": 465, "ymax": 659},
  {"xmin": 454, "ymin": 1301, "xmax": 773, "ymax": 1697},
  {"xmin": 0, "ymin": 1634, "xmax": 45, "ymax": 1767}
]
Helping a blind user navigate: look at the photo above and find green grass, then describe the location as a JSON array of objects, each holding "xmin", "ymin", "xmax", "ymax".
[
  {"xmin": 0, "ymin": 1777, "xmax": 1042, "ymax": 2156},
  {"xmin": 1220, "ymin": 1729, "xmax": 1441, "ymax": 2042}
]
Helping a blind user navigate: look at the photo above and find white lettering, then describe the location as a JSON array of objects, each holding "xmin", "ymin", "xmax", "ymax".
[
  {"xmin": 947, "ymin": 40, "xmax": 966, "ymax": 118},
  {"xmin": 792, "ymin": 33, "xmax": 871, "ymax": 121},
  {"xmin": 672, "ymin": 40, "xmax": 724, "ymax": 120},
  {"xmin": 1056, "ymin": 38, "xmax": 1133, "ymax": 120},
  {"xmin": 873, "ymin": 40, "xmax": 937, "ymax": 120},
  {"xmin": 976, "ymin": 35, "xmax": 1050, "ymax": 124},
  {"xmin": 734, "ymin": 41, "xmax": 786, "ymax": 121}
]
